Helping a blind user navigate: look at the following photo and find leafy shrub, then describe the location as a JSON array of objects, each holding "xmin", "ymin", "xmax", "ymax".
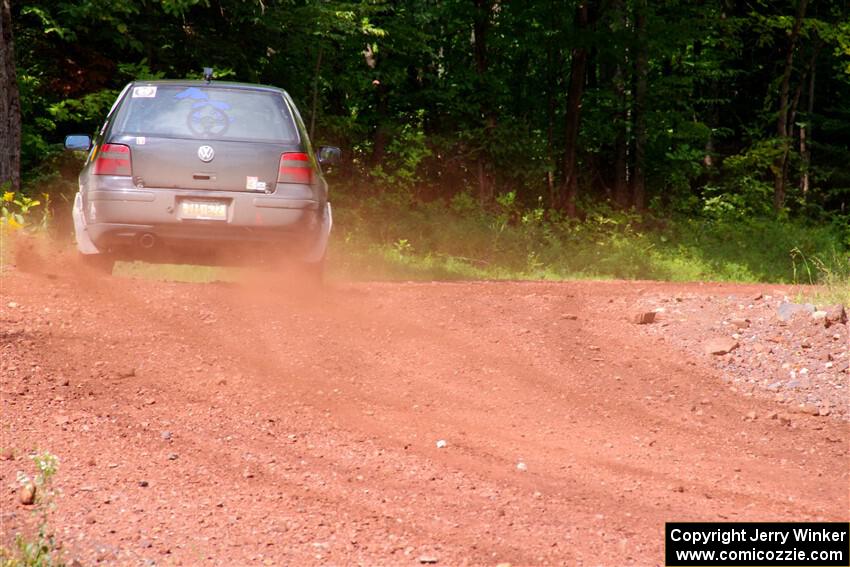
[{"xmin": 1, "ymin": 187, "xmax": 49, "ymax": 232}]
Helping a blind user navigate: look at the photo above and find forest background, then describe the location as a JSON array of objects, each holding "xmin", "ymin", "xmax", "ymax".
[{"xmin": 1, "ymin": 0, "xmax": 849, "ymax": 286}]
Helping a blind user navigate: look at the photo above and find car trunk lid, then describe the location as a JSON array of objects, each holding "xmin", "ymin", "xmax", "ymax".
[{"xmin": 112, "ymin": 135, "xmax": 299, "ymax": 192}]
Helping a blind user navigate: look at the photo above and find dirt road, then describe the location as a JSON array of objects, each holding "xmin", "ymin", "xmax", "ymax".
[{"xmin": 1, "ymin": 263, "xmax": 848, "ymax": 566}]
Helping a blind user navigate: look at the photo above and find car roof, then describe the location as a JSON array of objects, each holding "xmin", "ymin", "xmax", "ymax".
[{"xmin": 131, "ymin": 80, "xmax": 287, "ymax": 95}]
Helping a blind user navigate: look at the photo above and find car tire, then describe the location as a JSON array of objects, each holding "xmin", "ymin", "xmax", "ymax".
[{"xmin": 79, "ymin": 253, "xmax": 115, "ymax": 275}]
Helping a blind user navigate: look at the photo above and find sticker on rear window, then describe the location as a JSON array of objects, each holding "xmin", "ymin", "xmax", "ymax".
[
  {"xmin": 174, "ymin": 87, "xmax": 208, "ymax": 100},
  {"xmin": 135, "ymin": 136, "xmax": 146, "ymax": 145},
  {"xmin": 132, "ymin": 86, "xmax": 157, "ymax": 98}
]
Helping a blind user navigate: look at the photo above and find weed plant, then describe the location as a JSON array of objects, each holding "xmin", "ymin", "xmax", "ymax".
[{"xmin": 0, "ymin": 452, "xmax": 64, "ymax": 567}]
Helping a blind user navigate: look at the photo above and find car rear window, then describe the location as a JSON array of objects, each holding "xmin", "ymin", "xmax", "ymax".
[{"xmin": 111, "ymin": 85, "xmax": 298, "ymax": 143}]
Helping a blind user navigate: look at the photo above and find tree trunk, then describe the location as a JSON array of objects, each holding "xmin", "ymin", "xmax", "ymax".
[
  {"xmin": 364, "ymin": 43, "xmax": 389, "ymax": 170},
  {"xmin": 603, "ymin": 0, "xmax": 629, "ymax": 208},
  {"xmin": 369, "ymin": 80, "xmax": 390, "ymax": 168},
  {"xmin": 309, "ymin": 46, "xmax": 323, "ymax": 142},
  {"xmin": 613, "ymin": 103, "xmax": 629, "ymax": 206},
  {"xmin": 370, "ymin": 117, "xmax": 389, "ymax": 167},
  {"xmin": 0, "ymin": 0, "xmax": 21, "ymax": 191},
  {"xmin": 560, "ymin": 1, "xmax": 590, "ymax": 216},
  {"xmin": 631, "ymin": 0, "xmax": 648, "ymax": 211},
  {"xmin": 773, "ymin": 0, "xmax": 808, "ymax": 212},
  {"xmin": 703, "ymin": 104, "xmax": 718, "ymax": 168},
  {"xmin": 611, "ymin": 0, "xmax": 629, "ymax": 208},
  {"xmin": 800, "ymin": 55, "xmax": 815, "ymax": 196},
  {"xmin": 546, "ymin": 47, "xmax": 557, "ymax": 205},
  {"xmin": 473, "ymin": 0, "xmax": 496, "ymax": 204}
]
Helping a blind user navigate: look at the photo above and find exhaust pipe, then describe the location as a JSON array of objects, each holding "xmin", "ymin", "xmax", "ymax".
[{"xmin": 138, "ymin": 233, "xmax": 156, "ymax": 249}]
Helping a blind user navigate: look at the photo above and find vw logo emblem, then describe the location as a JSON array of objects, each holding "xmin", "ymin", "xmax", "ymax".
[{"xmin": 197, "ymin": 145, "xmax": 215, "ymax": 162}]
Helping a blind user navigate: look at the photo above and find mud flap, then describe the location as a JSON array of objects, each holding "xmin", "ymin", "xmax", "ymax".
[
  {"xmin": 72, "ymin": 192, "xmax": 101, "ymax": 255},
  {"xmin": 304, "ymin": 202, "xmax": 332, "ymax": 263}
]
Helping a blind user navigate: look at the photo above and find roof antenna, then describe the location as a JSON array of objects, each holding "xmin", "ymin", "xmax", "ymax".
[{"xmin": 203, "ymin": 67, "xmax": 213, "ymax": 84}]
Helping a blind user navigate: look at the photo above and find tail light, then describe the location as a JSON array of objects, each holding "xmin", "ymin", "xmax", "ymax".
[
  {"xmin": 93, "ymin": 144, "xmax": 132, "ymax": 176},
  {"xmin": 277, "ymin": 152, "xmax": 312, "ymax": 184}
]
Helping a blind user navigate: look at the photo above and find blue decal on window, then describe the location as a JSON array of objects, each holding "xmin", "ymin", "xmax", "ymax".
[{"xmin": 175, "ymin": 87, "xmax": 209, "ymax": 100}]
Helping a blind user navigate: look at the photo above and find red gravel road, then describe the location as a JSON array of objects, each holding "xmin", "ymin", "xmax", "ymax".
[{"xmin": 1, "ymin": 262, "xmax": 848, "ymax": 566}]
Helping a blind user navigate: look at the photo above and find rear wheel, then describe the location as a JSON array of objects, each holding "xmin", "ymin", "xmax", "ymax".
[{"xmin": 79, "ymin": 253, "xmax": 115, "ymax": 275}]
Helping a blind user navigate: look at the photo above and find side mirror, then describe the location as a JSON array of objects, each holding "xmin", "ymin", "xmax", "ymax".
[
  {"xmin": 317, "ymin": 146, "xmax": 341, "ymax": 167},
  {"xmin": 65, "ymin": 135, "xmax": 92, "ymax": 151}
]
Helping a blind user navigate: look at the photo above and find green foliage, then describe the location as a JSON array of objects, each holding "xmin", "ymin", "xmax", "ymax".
[
  {"xmin": 369, "ymin": 113, "xmax": 432, "ymax": 190},
  {"xmin": 332, "ymin": 191, "xmax": 848, "ymax": 284},
  {"xmin": 7, "ymin": 0, "xmax": 850, "ymax": 270},
  {"xmin": 1, "ymin": 452, "xmax": 64, "ymax": 567},
  {"xmin": 0, "ymin": 531, "xmax": 64, "ymax": 567},
  {"xmin": 703, "ymin": 140, "xmax": 789, "ymax": 218},
  {"xmin": 47, "ymin": 90, "xmax": 118, "ymax": 126},
  {"xmin": 1, "ymin": 187, "xmax": 49, "ymax": 232}
]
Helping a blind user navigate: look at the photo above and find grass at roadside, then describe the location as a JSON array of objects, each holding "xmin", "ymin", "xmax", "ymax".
[
  {"xmin": 330, "ymin": 190, "xmax": 850, "ymax": 286},
  {"xmin": 789, "ymin": 248, "xmax": 850, "ymax": 307},
  {"xmin": 805, "ymin": 285, "xmax": 850, "ymax": 308}
]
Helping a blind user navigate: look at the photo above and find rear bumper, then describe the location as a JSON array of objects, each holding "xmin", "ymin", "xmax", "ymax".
[{"xmin": 74, "ymin": 187, "xmax": 331, "ymax": 263}]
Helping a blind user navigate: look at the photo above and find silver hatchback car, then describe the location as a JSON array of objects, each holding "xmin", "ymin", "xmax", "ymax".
[{"xmin": 65, "ymin": 78, "xmax": 340, "ymax": 278}]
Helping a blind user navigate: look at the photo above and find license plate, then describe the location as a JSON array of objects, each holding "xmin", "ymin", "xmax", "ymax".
[{"xmin": 179, "ymin": 200, "xmax": 227, "ymax": 221}]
